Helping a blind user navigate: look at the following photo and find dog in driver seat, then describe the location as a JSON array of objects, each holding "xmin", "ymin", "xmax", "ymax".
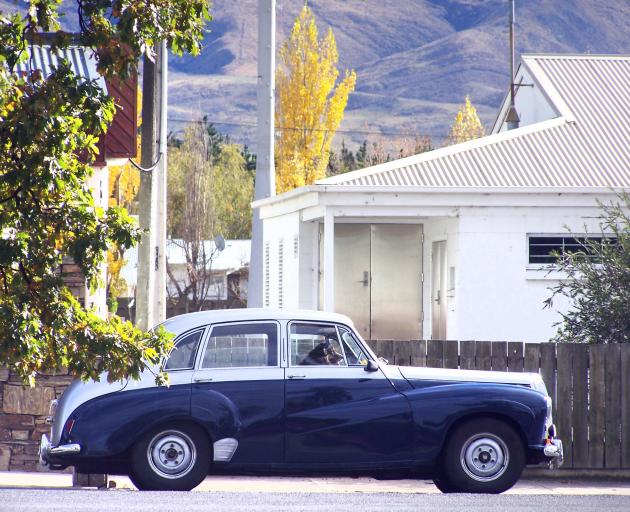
[{"xmin": 299, "ymin": 340, "xmax": 344, "ymax": 365}]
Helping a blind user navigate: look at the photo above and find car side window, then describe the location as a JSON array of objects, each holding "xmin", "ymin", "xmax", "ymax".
[
  {"xmin": 165, "ymin": 330, "xmax": 203, "ymax": 370},
  {"xmin": 202, "ymin": 322, "xmax": 278, "ymax": 368},
  {"xmin": 290, "ymin": 323, "xmax": 347, "ymax": 366},
  {"xmin": 338, "ymin": 327, "xmax": 369, "ymax": 367}
]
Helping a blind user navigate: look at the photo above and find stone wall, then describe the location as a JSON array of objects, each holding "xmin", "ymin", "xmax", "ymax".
[{"xmin": 0, "ymin": 368, "xmax": 73, "ymax": 471}]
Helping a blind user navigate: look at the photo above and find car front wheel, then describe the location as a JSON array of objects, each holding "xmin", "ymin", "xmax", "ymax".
[
  {"xmin": 129, "ymin": 423, "xmax": 210, "ymax": 491},
  {"xmin": 437, "ymin": 418, "xmax": 525, "ymax": 494}
]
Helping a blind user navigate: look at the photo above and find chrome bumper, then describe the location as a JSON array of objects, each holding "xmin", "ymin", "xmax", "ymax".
[
  {"xmin": 39, "ymin": 434, "xmax": 81, "ymax": 466},
  {"xmin": 543, "ymin": 438, "xmax": 563, "ymax": 469}
]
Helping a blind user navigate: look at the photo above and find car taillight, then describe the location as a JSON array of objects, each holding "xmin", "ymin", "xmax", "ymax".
[{"xmin": 64, "ymin": 418, "xmax": 75, "ymax": 435}]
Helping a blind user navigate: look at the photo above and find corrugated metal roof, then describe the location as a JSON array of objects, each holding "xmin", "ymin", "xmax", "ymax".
[
  {"xmin": 13, "ymin": 45, "xmax": 106, "ymax": 91},
  {"xmin": 319, "ymin": 55, "xmax": 630, "ymax": 189}
]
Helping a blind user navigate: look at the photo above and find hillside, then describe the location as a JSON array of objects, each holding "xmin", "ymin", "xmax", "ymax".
[
  {"xmin": 169, "ymin": 0, "xmax": 630, "ymax": 149},
  {"xmin": 2, "ymin": 0, "xmax": 630, "ymax": 150}
]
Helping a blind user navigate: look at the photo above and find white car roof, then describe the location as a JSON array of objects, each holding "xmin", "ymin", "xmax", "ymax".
[{"xmin": 159, "ymin": 308, "xmax": 355, "ymax": 336}]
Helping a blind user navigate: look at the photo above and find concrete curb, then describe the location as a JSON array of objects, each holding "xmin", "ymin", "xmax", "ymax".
[{"xmin": 523, "ymin": 468, "xmax": 630, "ymax": 481}]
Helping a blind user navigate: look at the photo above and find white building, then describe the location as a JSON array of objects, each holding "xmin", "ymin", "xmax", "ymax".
[
  {"xmin": 121, "ymin": 239, "xmax": 250, "ymax": 303},
  {"xmin": 256, "ymin": 54, "xmax": 630, "ymax": 342}
]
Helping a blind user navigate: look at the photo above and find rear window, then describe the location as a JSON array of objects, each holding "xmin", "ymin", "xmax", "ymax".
[{"xmin": 165, "ymin": 330, "xmax": 203, "ymax": 370}]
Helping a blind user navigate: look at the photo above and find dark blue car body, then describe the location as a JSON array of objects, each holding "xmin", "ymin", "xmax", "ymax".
[{"xmin": 41, "ymin": 309, "xmax": 561, "ymax": 491}]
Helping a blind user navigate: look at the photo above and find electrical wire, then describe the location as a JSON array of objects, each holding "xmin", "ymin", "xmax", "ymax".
[
  {"xmin": 127, "ymin": 152, "xmax": 163, "ymax": 173},
  {"xmin": 166, "ymin": 117, "xmax": 446, "ymax": 139}
]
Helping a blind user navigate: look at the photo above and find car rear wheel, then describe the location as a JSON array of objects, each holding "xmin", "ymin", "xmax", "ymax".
[
  {"xmin": 437, "ymin": 418, "xmax": 525, "ymax": 494},
  {"xmin": 129, "ymin": 423, "xmax": 210, "ymax": 491}
]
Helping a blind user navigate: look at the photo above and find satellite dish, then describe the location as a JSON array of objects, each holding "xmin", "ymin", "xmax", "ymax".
[{"xmin": 214, "ymin": 235, "xmax": 226, "ymax": 252}]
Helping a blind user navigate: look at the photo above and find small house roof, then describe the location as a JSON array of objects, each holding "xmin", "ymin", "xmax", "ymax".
[
  {"xmin": 317, "ymin": 54, "xmax": 630, "ymax": 190},
  {"xmin": 120, "ymin": 240, "xmax": 251, "ymax": 289},
  {"xmin": 14, "ymin": 44, "xmax": 107, "ymax": 91}
]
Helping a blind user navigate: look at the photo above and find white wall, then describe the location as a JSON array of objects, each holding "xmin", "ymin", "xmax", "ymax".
[
  {"xmin": 86, "ymin": 165, "xmax": 109, "ymax": 317},
  {"xmin": 262, "ymin": 212, "xmax": 301, "ymax": 309},
  {"xmin": 298, "ymin": 221, "xmax": 319, "ymax": 309},
  {"xmin": 261, "ymin": 190, "xmax": 618, "ymax": 343},
  {"xmin": 496, "ymin": 65, "xmax": 558, "ymax": 133},
  {"xmin": 455, "ymin": 204, "xmax": 603, "ymax": 342}
]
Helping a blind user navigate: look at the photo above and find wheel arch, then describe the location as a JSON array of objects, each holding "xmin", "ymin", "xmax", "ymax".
[{"xmin": 439, "ymin": 412, "xmax": 529, "ymax": 459}]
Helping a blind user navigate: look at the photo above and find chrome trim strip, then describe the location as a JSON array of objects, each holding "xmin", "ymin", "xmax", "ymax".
[{"xmin": 213, "ymin": 438, "xmax": 238, "ymax": 462}]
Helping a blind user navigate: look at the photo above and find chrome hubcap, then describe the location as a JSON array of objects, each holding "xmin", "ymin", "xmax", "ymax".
[
  {"xmin": 460, "ymin": 433, "xmax": 509, "ymax": 482},
  {"xmin": 147, "ymin": 430, "xmax": 196, "ymax": 479}
]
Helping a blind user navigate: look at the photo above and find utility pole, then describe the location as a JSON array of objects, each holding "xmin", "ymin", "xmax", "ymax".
[
  {"xmin": 154, "ymin": 40, "xmax": 168, "ymax": 323},
  {"xmin": 505, "ymin": 0, "xmax": 520, "ymax": 130},
  {"xmin": 249, "ymin": 0, "xmax": 276, "ymax": 308},
  {"xmin": 136, "ymin": 53, "xmax": 158, "ymax": 331},
  {"xmin": 136, "ymin": 43, "xmax": 168, "ymax": 329}
]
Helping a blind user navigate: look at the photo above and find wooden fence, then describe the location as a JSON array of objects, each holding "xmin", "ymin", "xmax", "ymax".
[{"xmin": 365, "ymin": 339, "xmax": 630, "ymax": 470}]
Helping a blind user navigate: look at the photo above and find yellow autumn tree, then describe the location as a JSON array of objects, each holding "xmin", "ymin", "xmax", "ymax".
[
  {"xmin": 445, "ymin": 95, "xmax": 485, "ymax": 146},
  {"xmin": 275, "ymin": 6, "xmax": 356, "ymax": 193},
  {"xmin": 106, "ymin": 88, "xmax": 142, "ymax": 310}
]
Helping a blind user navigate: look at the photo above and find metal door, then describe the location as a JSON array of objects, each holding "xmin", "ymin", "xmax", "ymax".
[
  {"xmin": 322, "ymin": 223, "xmax": 422, "ymax": 340},
  {"xmin": 431, "ymin": 241, "xmax": 447, "ymax": 339},
  {"xmin": 371, "ymin": 224, "xmax": 423, "ymax": 340},
  {"xmin": 334, "ymin": 224, "xmax": 371, "ymax": 338}
]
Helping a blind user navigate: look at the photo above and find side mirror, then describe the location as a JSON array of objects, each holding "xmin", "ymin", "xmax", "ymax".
[{"xmin": 364, "ymin": 360, "xmax": 379, "ymax": 372}]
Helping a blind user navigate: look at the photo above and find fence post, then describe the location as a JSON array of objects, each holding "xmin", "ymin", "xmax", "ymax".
[
  {"xmin": 589, "ymin": 344, "xmax": 606, "ymax": 468},
  {"xmin": 540, "ymin": 343, "xmax": 557, "ymax": 419},
  {"xmin": 410, "ymin": 340, "xmax": 426, "ymax": 367},
  {"xmin": 572, "ymin": 344, "xmax": 589, "ymax": 468},
  {"xmin": 393, "ymin": 340, "xmax": 412, "ymax": 367},
  {"xmin": 524, "ymin": 343, "xmax": 540, "ymax": 373},
  {"xmin": 556, "ymin": 343, "xmax": 574, "ymax": 468},
  {"xmin": 507, "ymin": 342, "xmax": 524, "ymax": 372},
  {"xmin": 491, "ymin": 341, "xmax": 507, "ymax": 371},
  {"xmin": 427, "ymin": 340, "xmax": 444, "ymax": 368},
  {"xmin": 475, "ymin": 341, "xmax": 491, "ymax": 370},
  {"xmin": 605, "ymin": 344, "xmax": 622, "ymax": 468},
  {"xmin": 621, "ymin": 344, "xmax": 630, "ymax": 468},
  {"xmin": 443, "ymin": 340, "xmax": 459, "ymax": 369},
  {"xmin": 460, "ymin": 341, "xmax": 476, "ymax": 370}
]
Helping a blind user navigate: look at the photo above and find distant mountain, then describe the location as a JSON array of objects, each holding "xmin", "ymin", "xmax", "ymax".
[
  {"xmin": 3, "ymin": 0, "xmax": 629, "ymax": 151},
  {"xmin": 168, "ymin": 0, "xmax": 630, "ymax": 150}
]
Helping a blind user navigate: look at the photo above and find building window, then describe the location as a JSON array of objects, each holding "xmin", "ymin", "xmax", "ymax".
[{"xmin": 528, "ymin": 235, "xmax": 615, "ymax": 264}]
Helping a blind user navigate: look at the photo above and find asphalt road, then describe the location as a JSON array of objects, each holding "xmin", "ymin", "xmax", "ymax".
[{"xmin": 1, "ymin": 489, "xmax": 629, "ymax": 512}]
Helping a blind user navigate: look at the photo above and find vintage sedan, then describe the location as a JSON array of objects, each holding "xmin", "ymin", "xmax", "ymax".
[{"xmin": 40, "ymin": 309, "xmax": 562, "ymax": 493}]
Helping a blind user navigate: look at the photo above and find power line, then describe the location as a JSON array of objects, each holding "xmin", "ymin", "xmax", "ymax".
[{"xmin": 166, "ymin": 116, "xmax": 448, "ymax": 139}]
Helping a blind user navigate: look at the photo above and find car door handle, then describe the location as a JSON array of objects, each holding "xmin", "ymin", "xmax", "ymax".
[
  {"xmin": 287, "ymin": 375, "xmax": 306, "ymax": 380},
  {"xmin": 193, "ymin": 377, "xmax": 213, "ymax": 383}
]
